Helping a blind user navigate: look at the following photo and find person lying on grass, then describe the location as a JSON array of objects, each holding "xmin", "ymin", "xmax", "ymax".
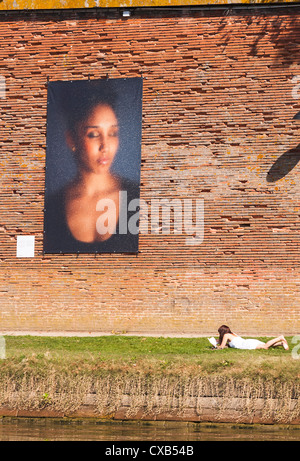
[{"xmin": 217, "ymin": 325, "xmax": 289, "ymax": 350}]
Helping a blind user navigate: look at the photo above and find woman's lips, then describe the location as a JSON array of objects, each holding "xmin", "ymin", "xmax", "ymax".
[{"xmin": 97, "ymin": 157, "xmax": 109, "ymax": 165}]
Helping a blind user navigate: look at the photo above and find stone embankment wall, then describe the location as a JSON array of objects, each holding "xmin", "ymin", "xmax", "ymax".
[
  {"xmin": 0, "ymin": 394, "xmax": 299, "ymax": 425},
  {"xmin": 0, "ymin": 6, "xmax": 299, "ymax": 336}
]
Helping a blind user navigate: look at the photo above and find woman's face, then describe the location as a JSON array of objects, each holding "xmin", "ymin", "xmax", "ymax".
[{"xmin": 72, "ymin": 103, "xmax": 119, "ymax": 174}]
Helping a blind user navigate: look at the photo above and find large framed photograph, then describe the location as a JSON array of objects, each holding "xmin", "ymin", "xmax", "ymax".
[{"xmin": 43, "ymin": 77, "xmax": 143, "ymax": 254}]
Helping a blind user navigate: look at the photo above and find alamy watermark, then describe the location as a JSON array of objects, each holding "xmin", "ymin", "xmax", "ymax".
[
  {"xmin": 0, "ymin": 336, "xmax": 5, "ymax": 359},
  {"xmin": 292, "ymin": 75, "xmax": 300, "ymax": 99},
  {"xmin": 288, "ymin": 79, "xmax": 300, "ymax": 360},
  {"xmin": 291, "ymin": 335, "xmax": 300, "ymax": 360},
  {"xmin": 0, "ymin": 76, "xmax": 5, "ymax": 99},
  {"xmin": 96, "ymin": 192, "xmax": 204, "ymax": 245}
]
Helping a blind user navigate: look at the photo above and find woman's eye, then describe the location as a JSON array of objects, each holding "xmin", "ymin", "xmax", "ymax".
[{"xmin": 87, "ymin": 132, "xmax": 100, "ymax": 139}]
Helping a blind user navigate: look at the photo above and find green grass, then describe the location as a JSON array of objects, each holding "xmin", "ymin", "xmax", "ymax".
[
  {"xmin": 2, "ymin": 335, "xmax": 299, "ymax": 381},
  {"xmin": 0, "ymin": 335, "xmax": 299, "ymax": 419}
]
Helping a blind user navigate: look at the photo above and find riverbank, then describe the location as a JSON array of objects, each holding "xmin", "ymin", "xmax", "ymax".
[{"xmin": 0, "ymin": 335, "xmax": 299, "ymax": 424}]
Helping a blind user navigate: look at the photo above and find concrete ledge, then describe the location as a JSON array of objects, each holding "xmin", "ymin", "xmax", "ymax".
[{"xmin": 0, "ymin": 394, "xmax": 299, "ymax": 425}]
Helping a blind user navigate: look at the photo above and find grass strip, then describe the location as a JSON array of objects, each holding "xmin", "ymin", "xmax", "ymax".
[{"xmin": 0, "ymin": 335, "xmax": 298, "ymax": 422}]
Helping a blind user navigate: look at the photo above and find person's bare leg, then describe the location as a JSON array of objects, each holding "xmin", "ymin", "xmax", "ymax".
[
  {"xmin": 281, "ymin": 337, "xmax": 289, "ymax": 350},
  {"xmin": 263, "ymin": 335, "xmax": 289, "ymax": 350}
]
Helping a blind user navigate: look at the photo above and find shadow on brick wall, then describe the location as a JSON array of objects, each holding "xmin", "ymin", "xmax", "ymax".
[{"xmin": 267, "ymin": 144, "xmax": 300, "ymax": 182}]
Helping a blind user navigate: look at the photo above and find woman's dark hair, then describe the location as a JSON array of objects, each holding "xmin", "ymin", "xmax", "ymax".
[
  {"xmin": 218, "ymin": 325, "xmax": 232, "ymax": 346},
  {"xmin": 59, "ymin": 80, "xmax": 119, "ymax": 136}
]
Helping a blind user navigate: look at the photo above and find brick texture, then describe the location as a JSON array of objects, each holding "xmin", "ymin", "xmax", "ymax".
[{"xmin": 0, "ymin": 7, "xmax": 299, "ymax": 336}]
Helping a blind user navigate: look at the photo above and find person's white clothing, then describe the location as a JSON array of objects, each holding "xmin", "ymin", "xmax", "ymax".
[{"xmin": 228, "ymin": 335, "xmax": 264, "ymax": 350}]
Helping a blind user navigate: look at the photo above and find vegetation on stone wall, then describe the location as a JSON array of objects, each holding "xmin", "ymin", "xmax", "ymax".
[{"xmin": 0, "ymin": 336, "xmax": 299, "ymax": 423}]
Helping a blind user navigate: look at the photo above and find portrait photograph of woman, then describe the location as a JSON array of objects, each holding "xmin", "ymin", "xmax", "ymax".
[{"xmin": 43, "ymin": 77, "xmax": 143, "ymax": 254}]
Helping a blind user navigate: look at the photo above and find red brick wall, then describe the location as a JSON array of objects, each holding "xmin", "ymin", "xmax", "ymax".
[{"xmin": 0, "ymin": 7, "xmax": 299, "ymax": 336}]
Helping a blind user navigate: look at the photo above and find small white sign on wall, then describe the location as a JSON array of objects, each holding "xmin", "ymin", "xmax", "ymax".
[{"xmin": 16, "ymin": 236, "xmax": 35, "ymax": 258}]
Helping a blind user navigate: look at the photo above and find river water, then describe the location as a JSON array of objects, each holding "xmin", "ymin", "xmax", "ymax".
[{"xmin": 0, "ymin": 418, "xmax": 299, "ymax": 441}]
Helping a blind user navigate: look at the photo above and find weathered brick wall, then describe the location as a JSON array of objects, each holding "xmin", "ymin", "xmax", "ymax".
[{"xmin": 0, "ymin": 7, "xmax": 299, "ymax": 336}]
